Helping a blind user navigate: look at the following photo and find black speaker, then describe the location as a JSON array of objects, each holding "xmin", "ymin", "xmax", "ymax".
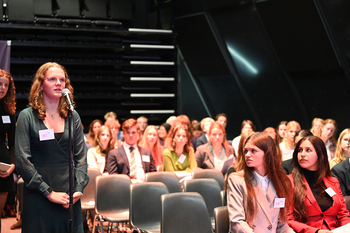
[
  {"xmin": 83, "ymin": 0, "xmax": 108, "ymax": 19},
  {"xmin": 33, "ymin": 0, "xmax": 52, "ymax": 17},
  {"xmin": 55, "ymin": 0, "xmax": 80, "ymax": 18},
  {"xmin": 109, "ymin": 0, "xmax": 132, "ymax": 20},
  {"xmin": 7, "ymin": 0, "xmax": 34, "ymax": 22}
]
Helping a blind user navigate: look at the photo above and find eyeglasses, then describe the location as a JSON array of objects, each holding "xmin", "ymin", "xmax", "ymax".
[{"xmin": 46, "ymin": 77, "xmax": 66, "ymax": 83}]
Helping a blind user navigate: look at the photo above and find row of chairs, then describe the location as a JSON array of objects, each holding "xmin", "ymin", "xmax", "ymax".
[{"xmin": 82, "ymin": 169, "xmax": 229, "ymax": 233}]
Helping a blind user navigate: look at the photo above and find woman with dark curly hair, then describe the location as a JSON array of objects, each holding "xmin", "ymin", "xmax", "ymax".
[
  {"xmin": 15, "ymin": 62, "xmax": 88, "ymax": 233},
  {"xmin": 0, "ymin": 69, "xmax": 16, "ymax": 232}
]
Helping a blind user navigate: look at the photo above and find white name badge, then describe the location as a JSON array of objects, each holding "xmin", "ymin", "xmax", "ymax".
[
  {"xmin": 39, "ymin": 129, "xmax": 55, "ymax": 141},
  {"xmin": 274, "ymin": 198, "xmax": 286, "ymax": 208},
  {"xmin": 325, "ymin": 187, "xmax": 336, "ymax": 197},
  {"xmin": 178, "ymin": 154, "xmax": 186, "ymax": 164},
  {"xmin": 2, "ymin": 116, "xmax": 10, "ymax": 124},
  {"xmin": 142, "ymin": 155, "xmax": 150, "ymax": 162}
]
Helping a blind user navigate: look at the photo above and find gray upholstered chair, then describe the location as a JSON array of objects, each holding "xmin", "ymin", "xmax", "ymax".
[
  {"xmin": 191, "ymin": 169, "xmax": 225, "ymax": 190},
  {"xmin": 129, "ymin": 182, "xmax": 169, "ymax": 233},
  {"xmin": 214, "ymin": 206, "xmax": 229, "ymax": 233},
  {"xmin": 145, "ymin": 171, "xmax": 182, "ymax": 193},
  {"xmin": 183, "ymin": 178, "xmax": 222, "ymax": 227},
  {"xmin": 161, "ymin": 192, "xmax": 213, "ymax": 233},
  {"xmin": 94, "ymin": 174, "xmax": 131, "ymax": 233}
]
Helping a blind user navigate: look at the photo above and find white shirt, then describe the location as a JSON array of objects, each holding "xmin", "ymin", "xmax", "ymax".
[
  {"xmin": 254, "ymin": 171, "xmax": 269, "ymax": 194},
  {"xmin": 123, "ymin": 143, "xmax": 145, "ymax": 182},
  {"xmin": 279, "ymin": 141, "xmax": 293, "ymax": 161}
]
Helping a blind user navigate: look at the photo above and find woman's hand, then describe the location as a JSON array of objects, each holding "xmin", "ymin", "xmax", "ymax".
[
  {"xmin": 318, "ymin": 230, "xmax": 332, "ymax": 233},
  {"xmin": 0, "ymin": 164, "xmax": 15, "ymax": 178},
  {"xmin": 61, "ymin": 192, "xmax": 82, "ymax": 209},
  {"xmin": 47, "ymin": 191, "xmax": 69, "ymax": 207}
]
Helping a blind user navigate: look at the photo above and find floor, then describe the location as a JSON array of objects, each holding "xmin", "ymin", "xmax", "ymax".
[{"xmin": 1, "ymin": 217, "xmax": 21, "ymax": 233}]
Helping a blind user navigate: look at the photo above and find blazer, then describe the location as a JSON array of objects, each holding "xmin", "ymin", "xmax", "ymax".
[
  {"xmin": 287, "ymin": 174, "xmax": 350, "ymax": 232},
  {"xmin": 195, "ymin": 142, "xmax": 235, "ymax": 170},
  {"xmin": 107, "ymin": 145, "xmax": 156, "ymax": 175},
  {"xmin": 195, "ymin": 134, "xmax": 208, "ymax": 148},
  {"xmin": 227, "ymin": 172, "xmax": 294, "ymax": 233},
  {"xmin": 332, "ymin": 158, "xmax": 350, "ymax": 196}
]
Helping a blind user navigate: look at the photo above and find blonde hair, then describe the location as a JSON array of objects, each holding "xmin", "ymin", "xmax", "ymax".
[
  {"xmin": 310, "ymin": 118, "xmax": 324, "ymax": 137},
  {"xmin": 139, "ymin": 125, "xmax": 164, "ymax": 165},
  {"xmin": 333, "ymin": 128, "xmax": 350, "ymax": 164},
  {"xmin": 322, "ymin": 119, "xmax": 337, "ymax": 144},
  {"xmin": 93, "ymin": 125, "xmax": 113, "ymax": 157},
  {"xmin": 283, "ymin": 121, "xmax": 301, "ymax": 149}
]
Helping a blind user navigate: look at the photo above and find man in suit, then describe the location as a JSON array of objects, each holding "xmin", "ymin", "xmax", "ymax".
[
  {"xmin": 332, "ymin": 158, "xmax": 350, "ymax": 196},
  {"xmin": 107, "ymin": 118, "xmax": 156, "ymax": 182},
  {"xmin": 195, "ymin": 117, "xmax": 214, "ymax": 148}
]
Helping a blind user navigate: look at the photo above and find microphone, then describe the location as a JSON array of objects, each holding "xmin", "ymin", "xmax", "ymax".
[{"xmin": 61, "ymin": 88, "xmax": 74, "ymax": 112}]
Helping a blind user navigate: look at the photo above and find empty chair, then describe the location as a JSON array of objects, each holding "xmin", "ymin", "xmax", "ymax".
[
  {"xmin": 81, "ymin": 168, "xmax": 101, "ymax": 231},
  {"xmin": 214, "ymin": 206, "xmax": 229, "ymax": 233},
  {"xmin": 145, "ymin": 171, "xmax": 182, "ymax": 193},
  {"xmin": 161, "ymin": 192, "xmax": 213, "ymax": 233},
  {"xmin": 94, "ymin": 174, "xmax": 131, "ymax": 233},
  {"xmin": 183, "ymin": 179, "xmax": 222, "ymax": 226},
  {"xmin": 130, "ymin": 182, "xmax": 169, "ymax": 233},
  {"xmin": 192, "ymin": 169, "xmax": 225, "ymax": 190}
]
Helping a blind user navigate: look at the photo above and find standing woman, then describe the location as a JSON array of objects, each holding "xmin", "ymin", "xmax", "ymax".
[
  {"xmin": 87, "ymin": 125, "xmax": 113, "ymax": 173},
  {"xmin": 329, "ymin": 128, "xmax": 350, "ymax": 169},
  {"xmin": 287, "ymin": 136, "xmax": 350, "ymax": 232},
  {"xmin": 280, "ymin": 121, "xmax": 300, "ymax": 161},
  {"xmin": 227, "ymin": 132, "xmax": 293, "ymax": 232},
  {"xmin": 0, "ymin": 69, "xmax": 16, "ymax": 233},
  {"xmin": 163, "ymin": 123, "xmax": 197, "ymax": 172},
  {"xmin": 139, "ymin": 125, "xmax": 164, "ymax": 168},
  {"xmin": 320, "ymin": 119, "xmax": 337, "ymax": 161},
  {"xmin": 15, "ymin": 62, "xmax": 88, "ymax": 233}
]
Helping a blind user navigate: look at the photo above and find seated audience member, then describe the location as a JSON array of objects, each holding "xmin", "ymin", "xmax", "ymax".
[
  {"xmin": 287, "ymin": 135, "xmax": 350, "ymax": 232},
  {"xmin": 232, "ymin": 120, "xmax": 255, "ymax": 154},
  {"xmin": 163, "ymin": 123, "xmax": 197, "ymax": 172},
  {"xmin": 227, "ymin": 132, "xmax": 293, "ymax": 233},
  {"xmin": 281, "ymin": 130, "xmax": 313, "ymax": 175},
  {"xmin": 87, "ymin": 126, "xmax": 113, "ymax": 173},
  {"xmin": 191, "ymin": 122, "xmax": 203, "ymax": 139},
  {"xmin": 165, "ymin": 115, "xmax": 196, "ymax": 151},
  {"xmin": 104, "ymin": 119, "xmax": 123, "ymax": 148},
  {"xmin": 332, "ymin": 157, "xmax": 350, "ymax": 197},
  {"xmin": 166, "ymin": 116, "xmax": 176, "ymax": 126},
  {"xmin": 139, "ymin": 125, "xmax": 164, "ymax": 168},
  {"xmin": 158, "ymin": 122, "xmax": 171, "ymax": 147},
  {"xmin": 263, "ymin": 126, "xmax": 282, "ymax": 159},
  {"xmin": 137, "ymin": 116, "xmax": 148, "ymax": 136},
  {"xmin": 104, "ymin": 111, "xmax": 117, "ymax": 123},
  {"xmin": 107, "ymin": 118, "xmax": 156, "ymax": 182},
  {"xmin": 85, "ymin": 119, "xmax": 102, "ymax": 149},
  {"xmin": 310, "ymin": 117, "xmax": 324, "ymax": 137},
  {"xmin": 276, "ymin": 121, "xmax": 287, "ymax": 143},
  {"xmin": 330, "ymin": 128, "xmax": 350, "ymax": 169},
  {"xmin": 195, "ymin": 122, "xmax": 235, "ymax": 173},
  {"xmin": 280, "ymin": 121, "xmax": 300, "ymax": 161},
  {"xmin": 195, "ymin": 117, "xmax": 215, "ymax": 148},
  {"xmin": 215, "ymin": 113, "xmax": 228, "ymax": 128},
  {"xmin": 320, "ymin": 119, "xmax": 337, "ymax": 161}
]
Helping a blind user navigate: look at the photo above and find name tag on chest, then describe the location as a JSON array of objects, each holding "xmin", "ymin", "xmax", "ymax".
[
  {"xmin": 39, "ymin": 129, "xmax": 55, "ymax": 141},
  {"xmin": 2, "ymin": 116, "xmax": 10, "ymax": 124}
]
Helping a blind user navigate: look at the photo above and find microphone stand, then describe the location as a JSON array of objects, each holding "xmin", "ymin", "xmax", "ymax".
[{"xmin": 68, "ymin": 109, "xmax": 74, "ymax": 233}]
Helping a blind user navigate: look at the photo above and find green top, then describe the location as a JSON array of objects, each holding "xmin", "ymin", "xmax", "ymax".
[{"xmin": 163, "ymin": 147, "xmax": 197, "ymax": 172}]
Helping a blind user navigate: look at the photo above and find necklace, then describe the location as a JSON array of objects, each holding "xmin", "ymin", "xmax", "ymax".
[{"xmin": 46, "ymin": 110, "xmax": 56, "ymax": 120}]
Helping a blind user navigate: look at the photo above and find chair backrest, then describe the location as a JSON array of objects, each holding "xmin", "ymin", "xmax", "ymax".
[
  {"xmin": 345, "ymin": 196, "xmax": 350, "ymax": 212},
  {"xmin": 95, "ymin": 174, "xmax": 131, "ymax": 215},
  {"xmin": 81, "ymin": 168, "xmax": 101, "ymax": 205},
  {"xmin": 161, "ymin": 192, "xmax": 213, "ymax": 233},
  {"xmin": 192, "ymin": 169, "xmax": 225, "ymax": 190},
  {"xmin": 183, "ymin": 179, "xmax": 222, "ymax": 220},
  {"xmin": 130, "ymin": 182, "xmax": 169, "ymax": 231},
  {"xmin": 214, "ymin": 206, "xmax": 229, "ymax": 233},
  {"xmin": 145, "ymin": 171, "xmax": 182, "ymax": 193}
]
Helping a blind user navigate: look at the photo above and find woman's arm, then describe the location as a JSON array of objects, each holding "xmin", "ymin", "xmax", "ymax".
[
  {"xmin": 72, "ymin": 111, "xmax": 89, "ymax": 194},
  {"xmin": 163, "ymin": 149, "xmax": 175, "ymax": 171},
  {"xmin": 227, "ymin": 174, "xmax": 254, "ymax": 233}
]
